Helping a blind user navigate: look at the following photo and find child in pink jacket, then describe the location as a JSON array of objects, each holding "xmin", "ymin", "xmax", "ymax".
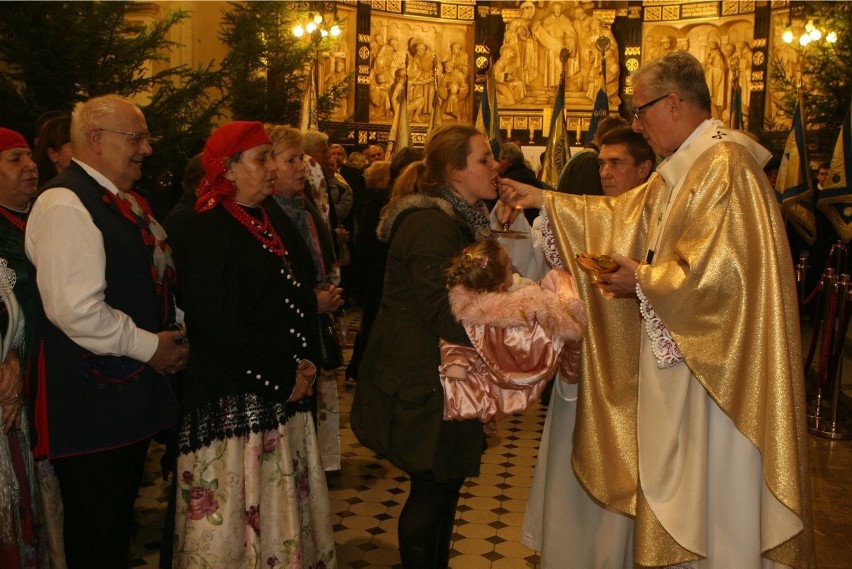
[{"xmin": 440, "ymin": 239, "xmax": 586, "ymax": 423}]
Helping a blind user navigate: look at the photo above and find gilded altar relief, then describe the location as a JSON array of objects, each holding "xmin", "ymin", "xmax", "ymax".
[
  {"xmin": 765, "ymin": 9, "xmax": 810, "ymax": 132},
  {"xmin": 367, "ymin": 15, "xmax": 472, "ymax": 125},
  {"xmin": 496, "ymin": 1, "xmax": 620, "ymax": 110},
  {"xmin": 318, "ymin": 5, "xmax": 356, "ymax": 121},
  {"xmin": 643, "ymin": 16, "xmax": 755, "ymax": 127}
]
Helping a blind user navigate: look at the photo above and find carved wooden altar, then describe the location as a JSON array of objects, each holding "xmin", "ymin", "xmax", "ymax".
[{"xmin": 318, "ymin": 1, "xmax": 788, "ymax": 148}]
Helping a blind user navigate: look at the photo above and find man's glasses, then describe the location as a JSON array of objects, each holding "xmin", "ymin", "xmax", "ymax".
[
  {"xmin": 632, "ymin": 93, "xmax": 672, "ymax": 121},
  {"xmin": 98, "ymin": 128, "xmax": 158, "ymax": 145}
]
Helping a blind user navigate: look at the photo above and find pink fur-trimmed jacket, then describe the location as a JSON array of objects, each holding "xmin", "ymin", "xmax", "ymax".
[{"xmin": 439, "ymin": 269, "xmax": 586, "ymax": 423}]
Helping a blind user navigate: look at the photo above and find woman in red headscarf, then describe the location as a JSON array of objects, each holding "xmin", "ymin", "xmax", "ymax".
[{"xmin": 171, "ymin": 122, "xmax": 336, "ymax": 567}]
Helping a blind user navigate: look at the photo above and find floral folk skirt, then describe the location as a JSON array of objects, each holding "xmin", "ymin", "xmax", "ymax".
[
  {"xmin": 316, "ymin": 370, "xmax": 340, "ymax": 471},
  {"xmin": 173, "ymin": 409, "xmax": 336, "ymax": 568}
]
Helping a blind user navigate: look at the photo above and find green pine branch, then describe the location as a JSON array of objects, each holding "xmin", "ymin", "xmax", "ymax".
[{"xmin": 0, "ymin": 1, "xmax": 225, "ymax": 216}]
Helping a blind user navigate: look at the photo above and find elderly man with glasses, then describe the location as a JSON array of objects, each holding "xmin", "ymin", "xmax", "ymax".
[
  {"xmin": 501, "ymin": 52, "xmax": 814, "ymax": 568},
  {"xmin": 25, "ymin": 94, "xmax": 186, "ymax": 568}
]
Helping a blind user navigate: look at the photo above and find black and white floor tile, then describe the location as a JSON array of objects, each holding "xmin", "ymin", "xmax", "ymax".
[
  {"xmin": 128, "ymin": 311, "xmax": 852, "ymax": 569},
  {"xmin": 129, "ymin": 311, "xmax": 544, "ymax": 568}
]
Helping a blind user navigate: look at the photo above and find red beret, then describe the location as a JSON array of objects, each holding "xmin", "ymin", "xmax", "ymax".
[
  {"xmin": 196, "ymin": 121, "xmax": 271, "ymax": 212},
  {"xmin": 0, "ymin": 128, "xmax": 30, "ymax": 153}
]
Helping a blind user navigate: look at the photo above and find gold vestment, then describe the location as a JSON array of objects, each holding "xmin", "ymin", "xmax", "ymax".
[{"xmin": 543, "ymin": 126, "xmax": 815, "ymax": 567}]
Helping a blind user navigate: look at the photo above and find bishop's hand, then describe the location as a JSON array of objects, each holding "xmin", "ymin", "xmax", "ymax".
[
  {"xmin": 498, "ymin": 177, "xmax": 544, "ymax": 210},
  {"xmin": 592, "ymin": 253, "xmax": 639, "ymax": 298}
]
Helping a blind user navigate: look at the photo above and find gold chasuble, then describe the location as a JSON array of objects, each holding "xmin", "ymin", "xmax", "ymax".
[{"xmin": 543, "ymin": 121, "xmax": 815, "ymax": 568}]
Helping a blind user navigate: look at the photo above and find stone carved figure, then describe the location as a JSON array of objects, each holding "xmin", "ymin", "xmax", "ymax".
[
  {"xmin": 532, "ymin": 1, "xmax": 578, "ymax": 88},
  {"xmin": 495, "ymin": 2, "xmax": 622, "ymax": 108},
  {"xmin": 571, "ymin": 6, "xmax": 592, "ymax": 91},
  {"xmin": 370, "ymin": 33, "xmax": 385, "ymax": 65},
  {"xmin": 367, "ymin": 27, "xmax": 471, "ymax": 124},
  {"xmin": 581, "ymin": 18, "xmax": 610, "ymax": 96},
  {"xmin": 447, "ymin": 42, "xmax": 470, "ymax": 80},
  {"xmin": 390, "ymin": 67, "xmax": 412, "ymax": 118},
  {"xmin": 493, "ymin": 46, "xmax": 526, "ymax": 106},
  {"xmin": 649, "ymin": 34, "xmax": 677, "ymax": 62},
  {"xmin": 437, "ymin": 60, "xmax": 470, "ymax": 120},
  {"xmin": 503, "ymin": 1, "xmax": 538, "ymax": 86},
  {"xmin": 323, "ymin": 56, "xmax": 346, "ymax": 91},
  {"xmin": 386, "ymin": 37, "xmax": 407, "ymax": 76},
  {"xmin": 722, "ymin": 42, "xmax": 739, "ymax": 123},
  {"xmin": 704, "ymin": 39, "xmax": 728, "ymax": 120},
  {"xmin": 737, "ymin": 41, "xmax": 752, "ymax": 112},
  {"xmin": 407, "ymin": 39, "xmax": 436, "ymax": 123},
  {"xmin": 440, "ymin": 41, "xmax": 471, "ymax": 121},
  {"xmin": 323, "ymin": 56, "xmax": 349, "ymax": 119},
  {"xmin": 369, "ymin": 34, "xmax": 408, "ymax": 121},
  {"xmin": 373, "ymin": 43, "xmax": 394, "ymax": 75},
  {"xmin": 641, "ymin": 24, "xmax": 753, "ymax": 127},
  {"xmin": 369, "ymin": 65, "xmax": 394, "ymax": 118}
]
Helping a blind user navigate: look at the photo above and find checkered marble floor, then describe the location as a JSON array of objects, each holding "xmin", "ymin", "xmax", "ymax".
[
  {"xmin": 126, "ymin": 311, "xmax": 852, "ymax": 569},
  {"xmin": 130, "ymin": 309, "xmax": 545, "ymax": 568},
  {"xmin": 328, "ymin": 385, "xmax": 544, "ymax": 569}
]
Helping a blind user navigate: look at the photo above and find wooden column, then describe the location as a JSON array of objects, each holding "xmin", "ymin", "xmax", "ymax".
[
  {"xmin": 749, "ymin": 2, "xmax": 772, "ymax": 132},
  {"xmin": 354, "ymin": 1, "xmax": 371, "ymax": 124}
]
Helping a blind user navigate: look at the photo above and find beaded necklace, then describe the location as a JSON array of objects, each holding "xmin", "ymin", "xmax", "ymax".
[{"xmin": 222, "ymin": 199, "xmax": 288, "ymax": 258}]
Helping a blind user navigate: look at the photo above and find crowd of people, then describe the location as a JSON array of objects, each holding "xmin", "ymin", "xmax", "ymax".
[
  {"xmin": 0, "ymin": 50, "xmax": 821, "ymax": 569},
  {"xmin": 0, "ymin": 95, "xmax": 426, "ymax": 568}
]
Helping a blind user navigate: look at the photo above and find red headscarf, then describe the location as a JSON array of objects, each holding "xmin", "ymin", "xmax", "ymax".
[
  {"xmin": 196, "ymin": 121, "xmax": 271, "ymax": 212},
  {"xmin": 0, "ymin": 128, "xmax": 30, "ymax": 152}
]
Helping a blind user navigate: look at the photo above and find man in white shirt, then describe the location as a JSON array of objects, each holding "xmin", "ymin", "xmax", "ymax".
[{"xmin": 25, "ymin": 94, "xmax": 187, "ymax": 568}]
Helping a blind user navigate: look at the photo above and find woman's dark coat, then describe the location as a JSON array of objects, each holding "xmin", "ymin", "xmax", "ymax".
[{"xmin": 351, "ymin": 194, "xmax": 485, "ymax": 481}]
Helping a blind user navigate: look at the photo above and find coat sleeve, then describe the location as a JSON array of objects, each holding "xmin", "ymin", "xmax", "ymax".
[{"xmin": 398, "ymin": 209, "xmax": 471, "ymax": 346}]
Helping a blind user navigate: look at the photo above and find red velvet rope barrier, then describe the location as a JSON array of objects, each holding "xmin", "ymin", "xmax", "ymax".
[
  {"xmin": 803, "ymin": 247, "xmax": 838, "ymax": 306},
  {"xmin": 804, "ymin": 275, "xmax": 827, "ymax": 372},
  {"xmin": 803, "ymin": 280, "xmax": 822, "ymax": 306},
  {"xmin": 802, "ymin": 243, "xmax": 849, "ymax": 306},
  {"xmin": 818, "ymin": 287, "xmax": 839, "ymax": 387}
]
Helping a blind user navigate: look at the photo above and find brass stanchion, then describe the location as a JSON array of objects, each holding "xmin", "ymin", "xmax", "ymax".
[
  {"xmin": 805, "ymin": 269, "xmax": 832, "ymax": 401},
  {"xmin": 808, "ymin": 269, "xmax": 835, "ymax": 423},
  {"xmin": 808, "ymin": 271, "xmax": 852, "ymax": 439},
  {"xmin": 833, "ymin": 241, "xmax": 848, "ymax": 276},
  {"xmin": 796, "ymin": 252, "xmax": 809, "ymax": 311}
]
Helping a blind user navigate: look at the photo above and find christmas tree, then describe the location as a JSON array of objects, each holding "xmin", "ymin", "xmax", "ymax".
[
  {"xmin": 0, "ymin": 1, "xmax": 225, "ymax": 213},
  {"xmin": 219, "ymin": 1, "xmax": 350, "ymax": 126},
  {"xmin": 769, "ymin": 2, "xmax": 852, "ymax": 141}
]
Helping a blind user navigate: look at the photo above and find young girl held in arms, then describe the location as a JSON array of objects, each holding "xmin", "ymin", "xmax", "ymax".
[{"xmin": 440, "ymin": 239, "xmax": 586, "ymax": 423}]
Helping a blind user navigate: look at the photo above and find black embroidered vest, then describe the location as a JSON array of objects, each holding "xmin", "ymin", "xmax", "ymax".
[{"xmin": 32, "ymin": 162, "xmax": 178, "ymax": 458}]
